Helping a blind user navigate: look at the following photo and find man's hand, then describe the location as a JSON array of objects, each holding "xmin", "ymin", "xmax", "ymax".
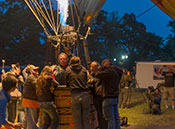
[
  {"xmin": 1, "ymin": 69, "xmax": 5, "ymax": 74},
  {"xmin": 13, "ymin": 123, "xmax": 22, "ymax": 129}
]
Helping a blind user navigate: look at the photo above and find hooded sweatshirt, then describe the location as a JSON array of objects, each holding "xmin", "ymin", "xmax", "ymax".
[
  {"xmin": 96, "ymin": 66, "xmax": 123, "ymax": 99},
  {"xmin": 65, "ymin": 64, "xmax": 89, "ymax": 92}
]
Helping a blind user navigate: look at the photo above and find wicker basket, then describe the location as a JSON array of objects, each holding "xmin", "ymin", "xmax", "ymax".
[{"xmin": 54, "ymin": 88, "xmax": 74, "ymax": 129}]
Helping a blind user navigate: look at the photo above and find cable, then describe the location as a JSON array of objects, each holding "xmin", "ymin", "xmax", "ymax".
[{"xmin": 136, "ymin": 0, "xmax": 162, "ymax": 18}]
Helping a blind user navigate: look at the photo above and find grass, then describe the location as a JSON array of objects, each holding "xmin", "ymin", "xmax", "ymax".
[{"xmin": 119, "ymin": 89, "xmax": 175, "ymax": 126}]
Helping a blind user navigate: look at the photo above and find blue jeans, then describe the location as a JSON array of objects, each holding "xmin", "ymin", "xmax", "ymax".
[
  {"xmin": 103, "ymin": 98, "xmax": 120, "ymax": 129},
  {"xmin": 71, "ymin": 91, "xmax": 90, "ymax": 129},
  {"xmin": 25, "ymin": 107, "xmax": 39, "ymax": 129},
  {"xmin": 39, "ymin": 103, "xmax": 59, "ymax": 129}
]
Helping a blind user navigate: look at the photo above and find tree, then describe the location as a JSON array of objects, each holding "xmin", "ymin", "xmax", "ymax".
[
  {"xmin": 88, "ymin": 10, "xmax": 122, "ymax": 65},
  {"xmin": 116, "ymin": 13, "xmax": 163, "ymax": 69},
  {"xmin": 162, "ymin": 21, "xmax": 175, "ymax": 61},
  {"xmin": 0, "ymin": 0, "xmax": 47, "ymax": 66},
  {"xmin": 88, "ymin": 12, "xmax": 164, "ymax": 69}
]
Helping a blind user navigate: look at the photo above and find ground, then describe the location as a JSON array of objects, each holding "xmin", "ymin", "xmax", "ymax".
[
  {"xmin": 123, "ymin": 125, "xmax": 175, "ymax": 129},
  {"xmin": 120, "ymin": 88, "xmax": 175, "ymax": 129},
  {"xmin": 13, "ymin": 88, "xmax": 175, "ymax": 129}
]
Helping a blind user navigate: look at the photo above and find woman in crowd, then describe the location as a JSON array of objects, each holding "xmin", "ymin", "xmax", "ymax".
[
  {"xmin": 88, "ymin": 61, "xmax": 107, "ymax": 129},
  {"xmin": 36, "ymin": 66, "xmax": 59, "ymax": 129}
]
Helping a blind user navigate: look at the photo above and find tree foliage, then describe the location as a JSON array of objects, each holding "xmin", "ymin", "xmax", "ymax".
[{"xmin": 0, "ymin": 0, "xmax": 46, "ymax": 66}]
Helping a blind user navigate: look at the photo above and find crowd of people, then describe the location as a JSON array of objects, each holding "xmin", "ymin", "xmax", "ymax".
[
  {"xmin": 0, "ymin": 53, "xmax": 123, "ymax": 129},
  {"xmin": 2, "ymin": 53, "xmax": 174, "ymax": 129}
]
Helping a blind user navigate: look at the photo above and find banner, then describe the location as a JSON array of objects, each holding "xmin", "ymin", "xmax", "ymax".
[{"xmin": 153, "ymin": 65, "xmax": 175, "ymax": 80}]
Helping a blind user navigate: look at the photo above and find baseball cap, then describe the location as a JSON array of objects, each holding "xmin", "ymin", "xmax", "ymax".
[{"xmin": 29, "ymin": 65, "xmax": 39, "ymax": 70}]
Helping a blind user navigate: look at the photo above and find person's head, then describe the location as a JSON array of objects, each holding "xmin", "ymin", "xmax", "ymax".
[
  {"xmin": 155, "ymin": 88, "xmax": 161, "ymax": 94},
  {"xmin": 90, "ymin": 61, "xmax": 101, "ymax": 74},
  {"xmin": 58, "ymin": 53, "xmax": 68, "ymax": 67},
  {"xmin": 167, "ymin": 65, "xmax": 173, "ymax": 71},
  {"xmin": 70, "ymin": 56, "xmax": 81, "ymax": 65},
  {"xmin": 40, "ymin": 66, "xmax": 52, "ymax": 76},
  {"xmin": 2, "ymin": 75, "xmax": 17, "ymax": 93},
  {"xmin": 11, "ymin": 63, "xmax": 21, "ymax": 75},
  {"xmin": 123, "ymin": 69, "xmax": 127, "ymax": 74},
  {"xmin": 148, "ymin": 86, "xmax": 154, "ymax": 93},
  {"xmin": 127, "ymin": 71, "xmax": 130, "ymax": 76},
  {"xmin": 29, "ymin": 65, "xmax": 39, "ymax": 77},
  {"xmin": 36, "ymin": 66, "xmax": 52, "ymax": 95},
  {"xmin": 101, "ymin": 59, "xmax": 113, "ymax": 68}
]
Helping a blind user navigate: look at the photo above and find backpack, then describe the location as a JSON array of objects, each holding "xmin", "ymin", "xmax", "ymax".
[{"xmin": 120, "ymin": 116, "xmax": 128, "ymax": 126}]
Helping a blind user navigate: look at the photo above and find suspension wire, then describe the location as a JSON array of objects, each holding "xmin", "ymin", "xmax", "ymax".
[
  {"xmin": 56, "ymin": 3, "xmax": 60, "ymax": 34},
  {"xmin": 31, "ymin": 0, "xmax": 55, "ymax": 34},
  {"xmin": 40, "ymin": 0, "xmax": 57, "ymax": 34},
  {"xmin": 38, "ymin": 0, "xmax": 51, "ymax": 37},
  {"xmin": 72, "ymin": 0, "xmax": 81, "ymax": 27},
  {"xmin": 69, "ymin": 0, "xmax": 76, "ymax": 29},
  {"xmin": 25, "ymin": 0, "xmax": 85, "ymax": 38},
  {"xmin": 136, "ymin": 0, "xmax": 162, "ymax": 18},
  {"xmin": 24, "ymin": 0, "xmax": 49, "ymax": 37},
  {"xmin": 48, "ymin": 0, "xmax": 57, "ymax": 35}
]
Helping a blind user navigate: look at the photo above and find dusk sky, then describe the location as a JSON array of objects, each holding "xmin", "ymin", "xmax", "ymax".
[
  {"xmin": 0, "ymin": 0, "xmax": 172, "ymax": 40},
  {"xmin": 102, "ymin": 0, "xmax": 172, "ymax": 40}
]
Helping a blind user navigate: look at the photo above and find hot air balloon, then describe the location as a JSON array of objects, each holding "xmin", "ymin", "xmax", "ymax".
[
  {"xmin": 73, "ymin": 0, "xmax": 106, "ymax": 25},
  {"xmin": 23, "ymin": 0, "xmax": 106, "ymax": 67},
  {"xmin": 151, "ymin": 0, "xmax": 175, "ymax": 20}
]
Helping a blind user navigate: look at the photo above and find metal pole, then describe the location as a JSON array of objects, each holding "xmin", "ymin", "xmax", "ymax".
[{"xmin": 83, "ymin": 39, "xmax": 91, "ymax": 71}]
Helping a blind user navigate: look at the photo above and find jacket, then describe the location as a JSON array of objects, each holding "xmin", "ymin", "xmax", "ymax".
[
  {"xmin": 65, "ymin": 64, "xmax": 89, "ymax": 92},
  {"xmin": 22, "ymin": 74, "xmax": 38, "ymax": 101},
  {"xmin": 53, "ymin": 65, "xmax": 67, "ymax": 85},
  {"xmin": 5, "ymin": 71, "xmax": 24, "ymax": 98},
  {"xmin": 88, "ymin": 74, "xmax": 102, "ymax": 96},
  {"xmin": 96, "ymin": 66, "xmax": 122, "ymax": 99},
  {"xmin": 38, "ymin": 75, "xmax": 59, "ymax": 102},
  {"xmin": 120, "ymin": 74, "xmax": 132, "ymax": 89}
]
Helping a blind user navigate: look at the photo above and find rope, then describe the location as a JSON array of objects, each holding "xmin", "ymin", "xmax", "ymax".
[
  {"xmin": 69, "ymin": 0, "xmax": 75, "ymax": 29},
  {"xmin": 40, "ymin": 0, "xmax": 57, "ymax": 34},
  {"xmin": 32, "ymin": 0, "xmax": 55, "ymax": 33},
  {"xmin": 136, "ymin": 0, "xmax": 162, "ymax": 18},
  {"xmin": 48, "ymin": 0, "xmax": 57, "ymax": 34},
  {"xmin": 24, "ymin": 0, "xmax": 50, "ymax": 37},
  {"xmin": 72, "ymin": 0, "xmax": 81, "ymax": 26}
]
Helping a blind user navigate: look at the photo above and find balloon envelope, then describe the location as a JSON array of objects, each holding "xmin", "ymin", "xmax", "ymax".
[
  {"xmin": 73, "ymin": 0, "xmax": 106, "ymax": 25},
  {"xmin": 152, "ymin": 0, "xmax": 175, "ymax": 20}
]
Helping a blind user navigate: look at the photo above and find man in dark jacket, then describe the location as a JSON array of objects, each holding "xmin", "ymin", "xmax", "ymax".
[
  {"xmin": 66, "ymin": 56, "xmax": 90, "ymax": 129},
  {"xmin": 22, "ymin": 65, "xmax": 39, "ymax": 129},
  {"xmin": 96, "ymin": 59, "xmax": 122, "ymax": 129}
]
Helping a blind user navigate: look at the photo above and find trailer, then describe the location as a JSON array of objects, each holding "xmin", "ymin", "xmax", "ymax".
[{"xmin": 136, "ymin": 61, "xmax": 175, "ymax": 88}]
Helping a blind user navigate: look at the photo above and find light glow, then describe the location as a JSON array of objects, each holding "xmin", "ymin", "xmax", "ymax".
[{"xmin": 57, "ymin": 0, "xmax": 69, "ymax": 25}]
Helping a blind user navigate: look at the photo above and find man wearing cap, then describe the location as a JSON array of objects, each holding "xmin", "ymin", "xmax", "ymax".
[
  {"xmin": 53, "ymin": 53, "xmax": 69, "ymax": 85},
  {"xmin": 22, "ymin": 65, "xmax": 39, "ymax": 129}
]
